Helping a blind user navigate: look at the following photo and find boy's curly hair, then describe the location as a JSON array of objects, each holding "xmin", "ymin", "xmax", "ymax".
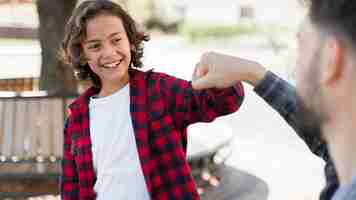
[{"xmin": 59, "ymin": 0, "xmax": 149, "ymax": 88}]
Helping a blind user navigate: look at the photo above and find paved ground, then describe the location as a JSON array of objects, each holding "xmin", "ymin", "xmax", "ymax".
[
  {"xmin": 2, "ymin": 35, "xmax": 325, "ymax": 200},
  {"xmin": 225, "ymin": 85, "xmax": 325, "ymax": 200}
]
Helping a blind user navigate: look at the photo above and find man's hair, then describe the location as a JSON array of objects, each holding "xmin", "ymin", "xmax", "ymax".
[
  {"xmin": 59, "ymin": 0, "xmax": 149, "ymax": 88},
  {"xmin": 308, "ymin": 0, "xmax": 356, "ymax": 47}
]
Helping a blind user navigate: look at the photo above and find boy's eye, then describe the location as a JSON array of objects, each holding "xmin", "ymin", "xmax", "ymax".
[
  {"xmin": 88, "ymin": 44, "xmax": 100, "ymax": 50},
  {"xmin": 113, "ymin": 38, "xmax": 121, "ymax": 44}
]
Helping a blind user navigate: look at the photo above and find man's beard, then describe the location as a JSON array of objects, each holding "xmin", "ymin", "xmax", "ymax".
[
  {"xmin": 294, "ymin": 48, "xmax": 326, "ymax": 142},
  {"xmin": 295, "ymin": 93, "xmax": 324, "ymax": 142}
]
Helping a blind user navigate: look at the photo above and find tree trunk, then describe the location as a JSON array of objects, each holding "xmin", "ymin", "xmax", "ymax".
[{"xmin": 36, "ymin": 0, "xmax": 77, "ymax": 94}]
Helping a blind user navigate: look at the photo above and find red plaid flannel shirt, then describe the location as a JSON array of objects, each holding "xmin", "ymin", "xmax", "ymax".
[{"xmin": 61, "ymin": 69, "xmax": 244, "ymax": 200}]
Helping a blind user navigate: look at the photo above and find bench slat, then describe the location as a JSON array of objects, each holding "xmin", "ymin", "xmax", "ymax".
[
  {"xmin": 0, "ymin": 78, "xmax": 35, "ymax": 91},
  {"xmin": 13, "ymin": 100, "xmax": 27, "ymax": 160},
  {"xmin": 0, "ymin": 100, "xmax": 4, "ymax": 158},
  {"xmin": 2, "ymin": 100, "xmax": 15, "ymax": 158},
  {"xmin": 51, "ymin": 99, "xmax": 64, "ymax": 158},
  {"xmin": 28, "ymin": 100, "xmax": 40, "ymax": 158},
  {"xmin": 38, "ymin": 100, "xmax": 52, "ymax": 158}
]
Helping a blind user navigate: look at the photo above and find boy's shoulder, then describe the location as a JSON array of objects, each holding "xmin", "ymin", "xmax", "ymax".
[{"xmin": 131, "ymin": 68, "xmax": 182, "ymax": 85}]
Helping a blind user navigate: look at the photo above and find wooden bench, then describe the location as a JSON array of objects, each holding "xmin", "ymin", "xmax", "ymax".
[
  {"xmin": 0, "ymin": 78, "xmax": 38, "ymax": 91},
  {"xmin": 0, "ymin": 91, "xmax": 76, "ymax": 198}
]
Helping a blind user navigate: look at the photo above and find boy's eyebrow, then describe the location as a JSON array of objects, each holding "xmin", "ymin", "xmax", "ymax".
[{"xmin": 84, "ymin": 32, "xmax": 122, "ymax": 44}]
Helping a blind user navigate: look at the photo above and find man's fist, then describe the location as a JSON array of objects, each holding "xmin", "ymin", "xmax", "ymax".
[{"xmin": 192, "ymin": 52, "xmax": 266, "ymax": 90}]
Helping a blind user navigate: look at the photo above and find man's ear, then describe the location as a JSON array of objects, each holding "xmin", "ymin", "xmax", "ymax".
[{"xmin": 321, "ymin": 37, "xmax": 345, "ymax": 85}]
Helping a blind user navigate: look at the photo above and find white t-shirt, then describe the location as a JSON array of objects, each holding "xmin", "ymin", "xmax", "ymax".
[{"xmin": 89, "ymin": 84, "xmax": 150, "ymax": 200}]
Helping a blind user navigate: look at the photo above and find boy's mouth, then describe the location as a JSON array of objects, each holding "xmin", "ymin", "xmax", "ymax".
[{"xmin": 101, "ymin": 60, "xmax": 122, "ymax": 69}]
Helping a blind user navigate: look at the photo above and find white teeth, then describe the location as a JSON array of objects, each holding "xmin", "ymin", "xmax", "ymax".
[{"xmin": 103, "ymin": 61, "xmax": 120, "ymax": 68}]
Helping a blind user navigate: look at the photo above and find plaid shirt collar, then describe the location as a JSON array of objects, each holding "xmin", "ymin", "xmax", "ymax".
[{"xmin": 69, "ymin": 69, "xmax": 151, "ymax": 109}]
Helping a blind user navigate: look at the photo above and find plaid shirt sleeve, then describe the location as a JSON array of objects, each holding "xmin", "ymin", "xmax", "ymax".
[
  {"xmin": 60, "ymin": 118, "xmax": 79, "ymax": 200},
  {"xmin": 158, "ymin": 73, "xmax": 244, "ymax": 129},
  {"xmin": 254, "ymin": 71, "xmax": 339, "ymax": 200}
]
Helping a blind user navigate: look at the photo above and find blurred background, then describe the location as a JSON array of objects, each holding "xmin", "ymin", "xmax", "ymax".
[{"xmin": 0, "ymin": 0, "xmax": 325, "ymax": 200}]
